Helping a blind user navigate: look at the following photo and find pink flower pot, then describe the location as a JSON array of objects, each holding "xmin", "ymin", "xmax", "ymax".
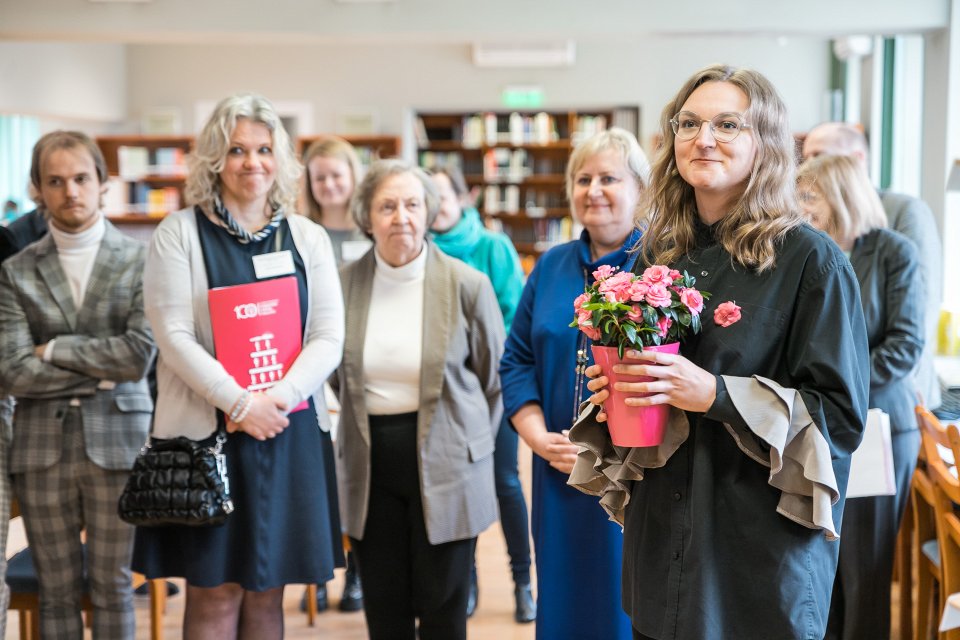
[{"xmin": 590, "ymin": 342, "xmax": 680, "ymax": 447}]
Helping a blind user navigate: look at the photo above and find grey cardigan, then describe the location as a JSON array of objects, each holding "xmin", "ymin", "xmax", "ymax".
[
  {"xmin": 144, "ymin": 207, "xmax": 344, "ymax": 440},
  {"xmin": 334, "ymin": 242, "xmax": 504, "ymax": 545}
]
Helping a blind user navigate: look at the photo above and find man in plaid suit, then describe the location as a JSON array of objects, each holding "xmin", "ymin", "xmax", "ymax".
[{"xmin": 0, "ymin": 131, "xmax": 155, "ymax": 639}]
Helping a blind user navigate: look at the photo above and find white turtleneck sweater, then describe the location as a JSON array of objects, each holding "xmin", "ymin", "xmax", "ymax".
[
  {"xmin": 362, "ymin": 247, "xmax": 426, "ymax": 415},
  {"xmin": 42, "ymin": 214, "xmax": 106, "ymax": 363},
  {"xmin": 50, "ymin": 214, "xmax": 106, "ymax": 309}
]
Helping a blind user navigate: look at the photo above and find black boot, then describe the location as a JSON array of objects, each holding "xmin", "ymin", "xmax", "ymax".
[
  {"xmin": 339, "ymin": 552, "xmax": 364, "ymax": 612},
  {"xmin": 513, "ymin": 583, "xmax": 536, "ymax": 624},
  {"xmin": 299, "ymin": 583, "xmax": 328, "ymax": 613},
  {"xmin": 466, "ymin": 572, "xmax": 478, "ymax": 618}
]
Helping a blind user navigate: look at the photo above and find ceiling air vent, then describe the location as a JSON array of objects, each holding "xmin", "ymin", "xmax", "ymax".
[{"xmin": 472, "ymin": 41, "xmax": 576, "ymax": 68}]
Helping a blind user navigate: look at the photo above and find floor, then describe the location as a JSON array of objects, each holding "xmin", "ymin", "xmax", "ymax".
[{"xmin": 3, "ymin": 442, "xmax": 539, "ymax": 640}]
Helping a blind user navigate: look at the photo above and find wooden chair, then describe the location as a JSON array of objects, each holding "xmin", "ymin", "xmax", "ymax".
[
  {"xmin": 914, "ymin": 406, "xmax": 945, "ymax": 640},
  {"xmin": 896, "ymin": 488, "xmax": 915, "ymax": 640},
  {"xmin": 6, "ymin": 497, "xmax": 167, "ymax": 640},
  {"xmin": 919, "ymin": 406, "xmax": 960, "ymax": 640}
]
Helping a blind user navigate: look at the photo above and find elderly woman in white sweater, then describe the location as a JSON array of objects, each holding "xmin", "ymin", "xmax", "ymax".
[{"xmin": 334, "ymin": 159, "xmax": 504, "ymax": 640}]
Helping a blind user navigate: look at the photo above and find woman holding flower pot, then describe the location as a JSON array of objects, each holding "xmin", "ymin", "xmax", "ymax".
[
  {"xmin": 577, "ymin": 65, "xmax": 870, "ymax": 640},
  {"xmin": 499, "ymin": 127, "xmax": 650, "ymax": 640},
  {"xmin": 798, "ymin": 153, "xmax": 924, "ymax": 640},
  {"xmin": 333, "ymin": 159, "xmax": 504, "ymax": 640}
]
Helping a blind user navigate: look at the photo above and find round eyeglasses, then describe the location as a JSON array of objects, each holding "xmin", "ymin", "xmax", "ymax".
[{"xmin": 669, "ymin": 111, "xmax": 752, "ymax": 143}]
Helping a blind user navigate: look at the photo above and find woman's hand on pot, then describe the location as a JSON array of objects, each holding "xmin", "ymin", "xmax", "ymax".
[
  {"xmin": 584, "ymin": 364, "xmax": 609, "ymax": 423},
  {"xmin": 607, "ymin": 349, "xmax": 717, "ymax": 413}
]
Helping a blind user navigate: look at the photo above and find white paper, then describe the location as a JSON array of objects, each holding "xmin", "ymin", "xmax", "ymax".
[{"xmin": 846, "ymin": 408, "xmax": 896, "ymax": 499}]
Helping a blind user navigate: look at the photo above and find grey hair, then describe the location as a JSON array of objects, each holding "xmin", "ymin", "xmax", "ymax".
[
  {"xmin": 185, "ymin": 93, "xmax": 301, "ymax": 214},
  {"xmin": 350, "ymin": 159, "xmax": 440, "ymax": 239}
]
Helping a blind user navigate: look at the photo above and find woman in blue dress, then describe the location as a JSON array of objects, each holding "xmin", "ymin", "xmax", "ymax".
[
  {"xmin": 134, "ymin": 93, "xmax": 345, "ymax": 638},
  {"xmin": 499, "ymin": 127, "xmax": 650, "ymax": 640}
]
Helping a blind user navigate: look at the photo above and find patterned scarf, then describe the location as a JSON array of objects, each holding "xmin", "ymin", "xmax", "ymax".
[{"xmin": 212, "ymin": 196, "xmax": 283, "ymax": 244}]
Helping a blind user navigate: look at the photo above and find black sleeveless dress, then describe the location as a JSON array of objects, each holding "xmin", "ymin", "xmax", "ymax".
[{"xmin": 132, "ymin": 210, "xmax": 344, "ymax": 590}]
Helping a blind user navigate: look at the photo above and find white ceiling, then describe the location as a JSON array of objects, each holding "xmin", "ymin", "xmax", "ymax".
[{"xmin": 0, "ymin": 0, "xmax": 950, "ymax": 45}]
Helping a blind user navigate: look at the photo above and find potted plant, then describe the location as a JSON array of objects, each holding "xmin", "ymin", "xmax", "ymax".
[{"xmin": 570, "ymin": 265, "xmax": 709, "ymax": 446}]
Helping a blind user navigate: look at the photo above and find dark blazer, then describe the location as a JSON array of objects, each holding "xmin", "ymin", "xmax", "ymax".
[
  {"xmin": 849, "ymin": 227, "xmax": 925, "ymax": 434},
  {"xmin": 0, "ymin": 221, "xmax": 155, "ymax": 472},
  {"xmin": 334, "ymin": 242, "xmax": 504, "ymax": 545}
]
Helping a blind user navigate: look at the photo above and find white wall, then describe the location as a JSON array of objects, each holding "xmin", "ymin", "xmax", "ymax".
[
  {"xmin": 123, "ymin": 36, "xmax": 830, "ymax": 152},
  {"xmin": 0, "ymin": 42, "xmax": 127, "ymax": 125}
]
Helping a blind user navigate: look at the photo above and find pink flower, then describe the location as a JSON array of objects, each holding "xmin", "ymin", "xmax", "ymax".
[
  {"xmin": 598, "ymin": 271, "xmax": 635, "ymax": 302},
  {"xmin": 669, "ymin": 269, "xmax": 682, "ymax": 281},
  {"xmin": 714, "ymin": 301, "xmax": 742, "ymax": 327},
  {"xmin": 580, "ymin": 325, "xmax": 601, "ymax": 340},
  {"xmin": 679, "ymin": 288, "xmax": 704, "ymax": 315},
  {"xmin": 656, "ymin": 316, "xmax": 673, "ymax": 338},
  {"xmin": 573, "ymin": 292, "xmax": 590, "ymax": 312},
  {"xmin": 627, "ymin": 279, "xmax": 650, "ymax": 302},
  {"xmin": 641, "ymin": 265, "xmax": 673, "ymax": 286},
  {"xmin": 645, "ymin": 283, "xmax": 672, "ymax": 308},
  {"xmin": 592, "ymin": 265, "xmax": 616, "ymax": 282},
  {"xmin": 626, "ymin": 304, "xmax": 643, "ymax": 322}
]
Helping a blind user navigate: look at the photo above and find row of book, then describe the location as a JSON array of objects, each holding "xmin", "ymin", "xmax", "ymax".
[
  {"xmin": 462, "ymin": 112, "xmax": 561, "ymax": 147},
  {"xmin": 495, "ymin": 217, "xmax": 581, "ymax": 249},
  {"xmin": 117, "ymin": 146, "xmax": 187, "ymax": 179},
  {"xmin": 103, "ymin": 178, "xmax": 181, "ymax": 216}
]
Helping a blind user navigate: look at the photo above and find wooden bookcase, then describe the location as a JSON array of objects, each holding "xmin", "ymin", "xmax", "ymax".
[
  {"xmin": 95, "ymin": 134, "xmax": 401, "ymax": 227},
  {"xmin": 96, "ymin": 135, "xmax": 193, "ymax": 224},
  {"xmin": 414, "ymin": 107, "xmax": 639, "ymax": 266}
]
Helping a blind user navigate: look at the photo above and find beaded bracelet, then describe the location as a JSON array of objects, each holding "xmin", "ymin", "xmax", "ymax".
[
  {"xmin": 229, "ymin": 391, "xmax": 250, "ymax": 422},
  {"xmin": 234, "ymin": 393, "xmax": 254, "ymax": 424}
]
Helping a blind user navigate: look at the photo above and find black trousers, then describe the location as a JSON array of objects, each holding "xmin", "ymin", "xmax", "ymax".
[{"xmin": 350, "ymin": 412, "xmax": 473, "ymax": 640}]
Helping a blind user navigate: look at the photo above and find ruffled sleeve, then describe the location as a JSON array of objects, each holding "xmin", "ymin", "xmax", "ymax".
[
  {"xmin": 567, "ymin": 403, "xmax": 689, "ymax": 527},
  {"xmin": 719, "ymin": 375, "xmax": 841, "ymax": 540}
]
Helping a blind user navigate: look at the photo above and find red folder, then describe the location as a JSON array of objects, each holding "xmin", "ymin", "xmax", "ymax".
[{"xmin": 208, "ymin": 276, "xmax": 307, "ymax": 413}]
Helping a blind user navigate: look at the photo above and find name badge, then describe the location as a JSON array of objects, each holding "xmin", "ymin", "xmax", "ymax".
[{"xmin": 252, "ymin": 250, "xmax": 295, "ymax": 279}]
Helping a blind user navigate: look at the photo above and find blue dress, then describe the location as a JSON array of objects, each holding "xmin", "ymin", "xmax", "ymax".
[
  {"xmin": 500, "ymin": 228, "xmax": 639, "ymax": 640},
  {"xmin": 132, "ymin": 211, "xmax": 343, "ymax": 590}
]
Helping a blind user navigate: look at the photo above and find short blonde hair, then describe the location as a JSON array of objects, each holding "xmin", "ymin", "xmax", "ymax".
[
  {"xmin": 301, "ymin": 136, "xmax": 363, "ymax": 223},
  {"xmin": 565, "ymin": 127, "xmax": 651, "ymax": 204},
  {"xmin": 798, "ymin": 154, "xmax": 887, "ymax": 245},
  {"xmin": 185, "ymin": 93, "xmax": 301, "ymax": 214},
  {"xmin": 351, "ymin": 159, "xmax": 439, "ymax": 239}
]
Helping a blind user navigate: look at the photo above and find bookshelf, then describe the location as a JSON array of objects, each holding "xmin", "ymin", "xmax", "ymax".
[
  {"xmin": 96, "ymin": 135, "xmax": 193, "ymax": 222},
  {"xmin": 414, "ymin": 107, "xmax": 640, "ymax": 265},
  {"xmin": 95, "ymin": 134, "xmax": 401, "ymax": 226},
  {"xmin": 295, "ymin": 135, "xmax": 401, "ymax": 168}
]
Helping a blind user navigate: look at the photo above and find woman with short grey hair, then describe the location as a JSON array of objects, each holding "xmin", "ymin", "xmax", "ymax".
[{"xmin": 334, "ymin": 158, "xmax": 503, "ymax": 640}]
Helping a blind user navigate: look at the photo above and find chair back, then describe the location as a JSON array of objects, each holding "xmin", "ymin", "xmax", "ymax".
[{"xmin": 919, "ymin": 406, "xmax": 960, "ymax": 640}]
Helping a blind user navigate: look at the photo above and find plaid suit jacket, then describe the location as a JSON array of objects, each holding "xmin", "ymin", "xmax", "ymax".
[{"xmin": 0, "ymin": 220, "xmax": 155, "ymax": 473}]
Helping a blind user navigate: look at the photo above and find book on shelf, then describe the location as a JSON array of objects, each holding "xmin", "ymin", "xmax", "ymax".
[
  {"xmin": 117, "ymin": 146, "xmax": 150, "ymax": 179},
  {"xmin": 208, "ymin": 276, "xmax": 308, "ymax": 413},
  {"xmin": 152, "ymin": 147, "xmax": 186, "ymax": 176}
]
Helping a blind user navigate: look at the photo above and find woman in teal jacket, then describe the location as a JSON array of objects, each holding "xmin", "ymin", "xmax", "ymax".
[{"xmin": 429, "ymin": 165, "xmax": 534, "ymax": 624}]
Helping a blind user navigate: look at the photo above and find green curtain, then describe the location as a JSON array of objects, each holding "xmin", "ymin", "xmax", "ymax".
[{"xmin": 0, "ymin": 115, "xmax": 40, "ymax": 222}]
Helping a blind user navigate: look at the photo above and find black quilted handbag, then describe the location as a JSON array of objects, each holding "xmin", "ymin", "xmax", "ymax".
[{"xmin": 118, "ymin": 431, "xmax": 234, "ymax": 527}]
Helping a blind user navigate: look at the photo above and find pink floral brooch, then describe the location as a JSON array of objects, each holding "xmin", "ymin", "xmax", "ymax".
[{"xmin": 713, "ymin": 301, "xmax": 742, "ymax": 327}]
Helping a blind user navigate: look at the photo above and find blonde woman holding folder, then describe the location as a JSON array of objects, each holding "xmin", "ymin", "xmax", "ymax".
[{"xmin": 133, "ymin": 93, "xmax": 345, "ymax": 639}]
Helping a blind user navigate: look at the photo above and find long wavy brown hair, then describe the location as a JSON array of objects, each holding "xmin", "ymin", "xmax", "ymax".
[{"xmin": 641, "ymin": 64, "xmax": 803, "ymax": 273}]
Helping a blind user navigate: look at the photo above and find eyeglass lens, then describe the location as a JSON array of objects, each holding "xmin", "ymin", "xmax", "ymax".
[{"xmin": 672, "ymin": 112, "xmax": 746, "ymax": 143}]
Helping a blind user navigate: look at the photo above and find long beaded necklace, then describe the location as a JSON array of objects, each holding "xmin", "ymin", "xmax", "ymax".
[{"xmin": 571, "ymin": 267, "xmax": 590, "ymax": 426}]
